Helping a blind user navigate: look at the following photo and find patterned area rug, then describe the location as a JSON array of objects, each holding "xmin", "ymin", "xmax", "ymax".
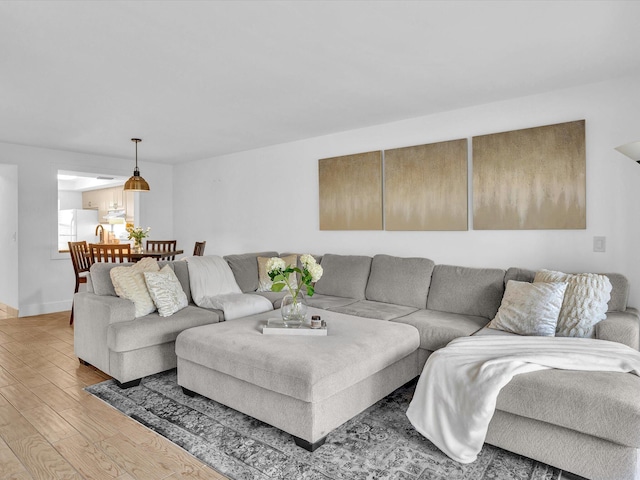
[{"xmin": 86, "ymin": 370, "xmax": 564, "ymax": 480}]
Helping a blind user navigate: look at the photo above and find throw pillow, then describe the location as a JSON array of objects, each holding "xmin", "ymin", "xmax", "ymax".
[
  {"xmin": 488, "ymin": 280, "xmax": 567, "ymax": 336},
  {"xmin": 110, "ymin": 257, "xmax": 160, "ymax": 318},
  {"xmin": 257, "ymin": 254, "xmax": 297, "ymax": 292},
  {"xmin": 144, "ymin": 265, "xmax": 188, "ymax": 317},
  {"xmin": 534, "ymin": 269, "xmax": 612, "ymax": 338}
]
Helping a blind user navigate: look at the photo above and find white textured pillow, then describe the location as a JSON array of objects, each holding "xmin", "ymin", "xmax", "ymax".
[
  {"xmin": 534, "ymin": 269, "xmax": 612, "ymax": 338},
  {"xmin": 488, "ymin": 280, "xmax": 567, "ymax": 336},
  {"xmin": 257, "ymin": 254, "xmax": 297, "ymax": 292},
  {"xmin": 144, "ymin": 265, "xmax": 189, "ymax": 317},
  {"xmin": 110, "ymin": 258, "xmax": 160, "ymax": 318}
]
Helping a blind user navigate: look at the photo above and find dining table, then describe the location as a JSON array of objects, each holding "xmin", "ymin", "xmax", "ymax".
[{"xmin": 130, "ymin": 249, "xmax": 184, "ymax": 261}]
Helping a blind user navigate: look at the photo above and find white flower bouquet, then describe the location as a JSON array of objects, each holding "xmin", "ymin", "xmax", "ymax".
[{"xmin": 266, "ymin": 254, "xmax": 323, "ymax": 301}]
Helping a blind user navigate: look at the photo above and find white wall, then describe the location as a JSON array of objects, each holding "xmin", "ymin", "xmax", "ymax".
[
  {"xmin": 0, "ymin": 163, "xmax": 18, "ymax": 310},
  {"xmin": 0, "ymin": 142, "xmax": 174, "ymax": 316},
  {"xmin": 58, "ymin": 190, "xmax": 82, "ymax": 210},
  {"xmin": 173, "ymin": 74, "xmax": 640, "ymax": 305}
]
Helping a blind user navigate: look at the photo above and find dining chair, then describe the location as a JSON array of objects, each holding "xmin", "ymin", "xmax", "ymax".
[
  {"xmin": 146, "ymin": 240, "xmax": 178, "ymax": 260},
  {"xmin": 89, "ymin": 243, "xmax": 131, "ymax": 263},
  {"xmin": 193, "ymin": 241, "xmax": 206, "ymax": 256},
  {"xmin": 68, "ymin": 241, "xmax": 93, "ymax": 325}
]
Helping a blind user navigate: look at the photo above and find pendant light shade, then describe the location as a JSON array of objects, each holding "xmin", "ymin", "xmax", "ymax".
[
  {"xmin": 124, "ymin": 138, "xmax": 150, "ymax": 191},
  {"xmin": 615, "ymin": 141, "xmax": 640, "ymax": 163}
]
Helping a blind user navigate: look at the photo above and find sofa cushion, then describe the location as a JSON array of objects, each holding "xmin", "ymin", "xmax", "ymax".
[
  {"xmin": 253, "ymin": 290, "xmax": 288, "ymax": 308},
  {"xmin": 89, "ymin": 262, "xmax": 120, "ymax": 296},
  {"xmin": 329, "ymin": 300, "xmax": 417, "ymax": 321},
  {"xmin": 393, "ymin": 309, "xmax": 489, "ymax": 351},
  {"xmin": 596, "ymin": 311, "xmax": 640, "ymax": 350},
  {"xmin": 107, "ymin": 305, "xmax": 219, "ymax": 352},
  {"xmin": 365, "ymin": 254, "xmax": 435, "ymax": 309},
  {"xmin": 505, "ymin": 267, "xmax": 629, "ymax": 313},
  {"xmin": 305, "ymin": 293, "xmax": 359, "ymax": 310},
  {"xmin": 605, "ymin": 273, "xmax": 631, "ymax": 312},
  {"xmin": 223, "ymin": 251, "xmax": 278, "ymax": 292},
  {"xmin": 503, "ymin": 267, "xmax": 536, "ymax": 285},
  {"xmin": 427, "ymin": 264, "xmax": 506, "ymax": 319},
  {"xmin": 496, "ymin": 368, "xmax": 640, "ymax": 449},
  {"xmin": 314, "ymin": 254, "xmax": 372, "ymax": 299}
]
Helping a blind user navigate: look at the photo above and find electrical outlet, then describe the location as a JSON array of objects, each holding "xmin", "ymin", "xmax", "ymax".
[{"xmin": 593, "ymin": 236, "xmax": 606, "ymax": 253}]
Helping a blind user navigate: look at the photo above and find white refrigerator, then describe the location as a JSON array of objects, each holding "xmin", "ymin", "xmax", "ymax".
[{"xmin": 58, "ymin": 209, "xmax": 99, "ymax": 250}]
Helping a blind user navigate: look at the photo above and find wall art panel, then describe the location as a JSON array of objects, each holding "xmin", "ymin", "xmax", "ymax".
[
  {"xmin": 385, "ymin": 139, "xmax": 468, "ymax": 231},
  {"xmin": 319, "ymin": 151, "xmax": 383, "ymax": 230},
  {"xmin": 472, "ymin": 120, "xmax": 586, "ymax": 230}
]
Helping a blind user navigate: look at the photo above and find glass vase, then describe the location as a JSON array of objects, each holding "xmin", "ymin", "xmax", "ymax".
[
  {"xmin": 134, "ymin": 238, "xmax": 144, "ymax": 253},
  {"xmin": 280, "ymin": 292, "xmax": 307, "ymax": 328}
]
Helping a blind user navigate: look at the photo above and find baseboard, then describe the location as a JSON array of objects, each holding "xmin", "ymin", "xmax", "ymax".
[
  {"xmin": 19, "ymin": 300, "xmax": 71, "ymax": 317},
  {"xmin": 0, "ymin": 303, "xmax": 18, "ymax": 317}
]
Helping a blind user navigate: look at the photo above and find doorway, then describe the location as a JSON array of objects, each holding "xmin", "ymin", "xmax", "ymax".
[{"xmin": 0, "ymin": 163, "xmax": 18, "ymax": 315}]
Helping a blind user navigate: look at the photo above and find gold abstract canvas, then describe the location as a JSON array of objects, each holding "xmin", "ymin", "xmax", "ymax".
[
  {"xmin": 473, "ymin": 120, "xmax": 586, "ymax": 230},
  {"xmin": 319, "ymin": 151, "xmax": 383, "ymax": 230},
  {"xmin": 385, "ymin": 139, "xmax": 468, "ymax": 231}
]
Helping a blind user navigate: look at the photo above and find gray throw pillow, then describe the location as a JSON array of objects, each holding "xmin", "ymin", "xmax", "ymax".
[{"xmin": 488, "ymin": 280, "xmax": 567, "ymax": 336}]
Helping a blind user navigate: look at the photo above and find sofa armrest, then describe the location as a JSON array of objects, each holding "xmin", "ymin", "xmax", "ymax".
[
  {"xmin": 595, "ymin": 309, "xmax": 640, "ymax": 350},
  {"xmin": 73, "ymin": 292, "xmax": 136, "ymax": 376},
  {"xmin": 76, "ymin": 292, "xmax": 136, "ymax": 323}
]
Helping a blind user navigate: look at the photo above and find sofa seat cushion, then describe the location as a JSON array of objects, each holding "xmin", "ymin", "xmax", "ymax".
[
  {"xmin": 175, "ymin": 308, "xmax": 420, "ymax": 403},
  {"xmin": 107, "ymin": 305, "xmax": 219, "ymax": 352},
  {"xmin": 253, "ymin": 290, "xmax": 288, "ymax": 308},
  {"xmin": 329, "ymin": 300, "xmax": 418, "ymax": 321},
  {"xmin": 496, "ymin": 368, "xmax": 640, "ymax": 448},
  {"xmin": 305, "ymin": 293, "xmax": 359, "ymax": 310},
  {"xmin": 393, "ymin": 309, "xmax": 488, "ymax": 351}
]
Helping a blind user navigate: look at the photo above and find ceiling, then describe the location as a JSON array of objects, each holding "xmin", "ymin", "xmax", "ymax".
[{"xmin": 1, "ymin": 1, "xmax": 639, "ymax": 165}]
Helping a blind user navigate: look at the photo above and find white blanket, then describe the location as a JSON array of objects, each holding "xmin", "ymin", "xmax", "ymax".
[
  {"xmin": 186, "ymin": 256, "xmax": 273, "ymax": 320},
  {"xmin": 406, "ymin": 336, "xmax": 640, "ymax": 464}
]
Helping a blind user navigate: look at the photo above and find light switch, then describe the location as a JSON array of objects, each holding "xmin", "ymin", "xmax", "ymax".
[{"xmin": 593, "ymin": 236, "xmax": 606, "ymax": 253}]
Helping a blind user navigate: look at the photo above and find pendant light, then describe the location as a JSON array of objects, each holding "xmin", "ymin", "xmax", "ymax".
[
  {"xmin": 615, "ymin": 141, "xmax": 640, "ymax": 164},
  {"xmin": 124, "ymin": 138, "xmax": 150, "ymax": 191}
]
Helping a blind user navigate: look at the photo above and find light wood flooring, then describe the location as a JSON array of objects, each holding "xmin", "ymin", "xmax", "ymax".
[{"xmin": 0, "ymin": 310, "xmax": 229, "ymax": 480}]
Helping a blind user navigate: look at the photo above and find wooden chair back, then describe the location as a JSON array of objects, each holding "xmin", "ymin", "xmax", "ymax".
[
  {"xmin": 193, "ymin": 241, "xmax": 206, "ymax": 256},
  {"xmin": 68, "ymin": 241, "xmax": 93, "ymax": 290},
  {"xmin": 68, "ymin": 241, "xmax": 93, "ymax": 325},
  {"xmin": 146, "ymin": 240, "xmax": 178, "ymax": 260},
  {"xmin": 89, "ymin": 243, "xmax": 131, "ymax": 263}
]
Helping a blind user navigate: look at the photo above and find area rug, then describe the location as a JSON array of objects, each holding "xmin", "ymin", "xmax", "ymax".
[{"xmin": 86, "ymin": 370, "xmax": 564, "ymax": 480}]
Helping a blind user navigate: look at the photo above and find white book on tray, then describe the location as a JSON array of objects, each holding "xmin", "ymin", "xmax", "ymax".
[{"xmin": 262, "ymin": 318, "xmax": 327, "ymax": 336}]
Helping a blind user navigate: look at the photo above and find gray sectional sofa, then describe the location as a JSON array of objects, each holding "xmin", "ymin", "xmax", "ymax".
[{"xmin": 73, "ymin": 251, "xmax": 640, "ymax": 480}]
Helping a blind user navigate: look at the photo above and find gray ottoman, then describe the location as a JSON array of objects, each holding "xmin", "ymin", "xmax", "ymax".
[{"xmin": 175, "ymin": 307, "xmax": 420, "ymax": 450}]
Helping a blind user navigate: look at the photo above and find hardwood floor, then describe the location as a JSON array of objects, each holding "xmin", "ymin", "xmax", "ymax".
[{"xmin": 0, "ymin": 311, "xmax": 228, "ymax": 479}]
